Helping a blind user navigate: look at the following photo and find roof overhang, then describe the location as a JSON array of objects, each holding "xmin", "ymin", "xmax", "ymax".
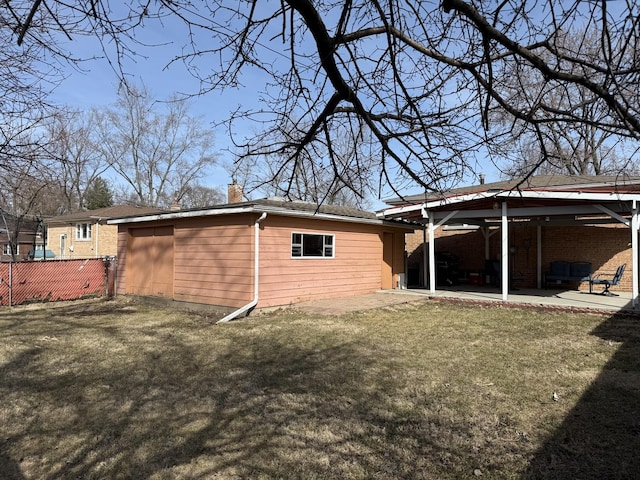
[
  {"xmin": 496, "ymin": 190, "xmax": 640, "ymax": 202},
  {"xmin": 379, "ymin": 187, "xmax": 640, "ymax": 228},
  {"xmin": 108, "ymin": 204, "xmax": 416, "ymax": 230}
]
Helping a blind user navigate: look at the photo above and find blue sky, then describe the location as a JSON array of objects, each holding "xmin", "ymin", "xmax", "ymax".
[
  {"xmin": 48, "ymin": 24, "xmax": 254, "ymax": 196},
  {"xmin": 45, "ymin": 6, "xmax": 506, "ymax": 207},
  {"xmin": 42, "ymin": 1, "xmax": 634, "ymax": 207}
]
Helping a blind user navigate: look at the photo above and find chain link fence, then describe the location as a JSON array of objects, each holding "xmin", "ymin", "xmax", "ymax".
[{"xmin": 0, "ymin": 257, "xmax": 117, "ymax": 307}]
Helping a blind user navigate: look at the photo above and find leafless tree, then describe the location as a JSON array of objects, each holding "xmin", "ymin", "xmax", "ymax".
[
  {"xmin": 45, "ymin": 109, "xmax": 112, "ymax": 212},
  {"xmin": 6, "ymin": 1, "xmax": 640, "ymax": 196},
  {"xmin": 171, "ymin": 184, "xmax": 224, "ymax": 209},
  {"xmin": 0, "ymin": 3, "xmax": 68, "ymax": 258},
  {"xmin": 96, "ymin": 84, "xmax": 218, "ymax": 208},
  {"xmin": 233, "ymin": 126, "xmax": 377, "ymax": 208},
  {"xmin": 490, "ymin": 29, "xmax": 638, "ymax": 178},
  {"xmin": 0, "ymin": 136, "xmax": 63, "ymax": 260},
  {"xmin": 0, "ymin": 4, "xmax": 62, "ymax": 174}
]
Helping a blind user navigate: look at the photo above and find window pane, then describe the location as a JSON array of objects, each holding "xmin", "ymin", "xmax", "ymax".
[
  {"xmin": 292, "ymin": 232, "xmax": 334, "ymax": 258},
  {"xmin": 302, "ymin": 234, "xmax": 323, "ymax": 256},
  {"xmin": 76, "ymin": 223, "xmax": 92, "ymax": 240},
  {"xmin": 291, "ymin": 233, "xmax": 302, "ymax": 256}
]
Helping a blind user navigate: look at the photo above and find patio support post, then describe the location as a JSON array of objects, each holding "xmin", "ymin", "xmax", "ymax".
[
  {"xmin": 483, "ymin": 228, "xmax": 490, "ymax": 260},
  {"xmin": 422, "ymin": 227, "xmax": 428, "ymax": 288},
  {"xmin": 536, "ymin": 225, "xmax": 542, "ymax": 289},
  {"xmin": 428, "ymin": 211, "xmax": 436, "ymax": 294},
  {"xmin": 501, "ymin": 202, "xmax": 509, "ymax": 301},
  {"xmin": 632, "ymin": 201, "xmax": 639, "ymax": 308}
]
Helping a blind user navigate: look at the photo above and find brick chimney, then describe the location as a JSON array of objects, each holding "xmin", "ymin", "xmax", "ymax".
[{"xmin": 228, "ymin": 181, "xmax": 243, "ymax": 204}]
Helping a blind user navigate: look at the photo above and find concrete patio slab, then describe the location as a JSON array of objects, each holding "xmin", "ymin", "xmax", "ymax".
[
  {"xmin": 421, "ymin": 286, "xmax": 634, "ymax": 312},
  {"xmin": 292, "ymin": 286, "xmax": 636, "ymax": 316}
]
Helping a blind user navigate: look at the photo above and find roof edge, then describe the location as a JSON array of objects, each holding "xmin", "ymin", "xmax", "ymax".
[{"xmin": 107, "ymin": 204, "xmax": 416, "ymax": 229}]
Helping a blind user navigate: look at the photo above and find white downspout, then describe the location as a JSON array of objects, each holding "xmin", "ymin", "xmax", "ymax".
[
  {"xmin": 631, "ymin": 200, "xmax": 638, "ymax": 308},
  {"xmin": 217, "ymin": 212, "xmax": 267, "ymax": 324},
  {"xmin": 95, "ymin": 220, "xmax": 101, "ymax": 258}
]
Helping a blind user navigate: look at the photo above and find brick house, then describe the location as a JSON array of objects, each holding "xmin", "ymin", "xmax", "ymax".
[
  {"xmin": 381, "ymin": 175, "xmax": 640, "ymax": 306},
  {"xmin": 46, "ymin": 205, "xmax": 162, "ymax": 259},
  {"xmin": 0, "ymin": 212, "xmax": 43, "ymax": 262}
]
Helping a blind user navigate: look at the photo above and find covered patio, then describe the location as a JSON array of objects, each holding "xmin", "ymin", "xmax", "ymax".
[{"xmin": 380, "ymin": 175, "xmax": 640, "ymax": 310}]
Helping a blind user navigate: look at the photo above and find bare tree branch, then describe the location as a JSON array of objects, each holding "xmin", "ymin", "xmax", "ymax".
[{"xmin": 5, "ymin": 0, "xmax": 640, "ymax": 200}]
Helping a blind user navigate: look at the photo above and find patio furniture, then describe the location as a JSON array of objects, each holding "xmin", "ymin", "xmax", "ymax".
[
  {"xmin": 588, "ymin": 264, "xmax": 626, "ymax": 296},
  {"xmin": 544, "ymin": 261, "xmax": 592, "ymax": 287}
]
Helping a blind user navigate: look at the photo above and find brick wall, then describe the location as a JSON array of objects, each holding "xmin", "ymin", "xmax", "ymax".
[
  {"xmin": 406, "ymin": 223, "xmax": 633, "ymax": 291},
  {"xmin": 47, "ymin": 223, "xmax": 119, "ymax": 259},
  {"xmin": 542, "ymin": 225, "xmax": 630, "ymax": 290}
]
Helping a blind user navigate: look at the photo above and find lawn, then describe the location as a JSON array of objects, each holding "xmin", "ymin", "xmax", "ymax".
[{"xmin": 1, "ymin": 297, "xmax": 638, "ymax": 479}]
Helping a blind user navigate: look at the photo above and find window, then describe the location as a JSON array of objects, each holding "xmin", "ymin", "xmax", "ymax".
[
  {"xmin": 2, "ymin": 244, "xmax": 18, "ymax": 255},
  {"xmin": 291, "ymin": 232, "xmax": 334, "ymax": 258},
  {"xmin": 76, "ymin": 223, "xmax": 92, "ymax": 240}
]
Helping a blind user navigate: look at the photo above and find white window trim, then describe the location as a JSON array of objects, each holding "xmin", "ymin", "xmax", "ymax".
[
  {"xmin": 291, "ymin": 232, "xmax": 335, "ymax": 259},
  {"xmin": 76, "ymin": 222, "xmax": 92, "ymax": 241},
  {"xmin": 2, "ymin": 244, "xmax": 18, "ymax": 255}
]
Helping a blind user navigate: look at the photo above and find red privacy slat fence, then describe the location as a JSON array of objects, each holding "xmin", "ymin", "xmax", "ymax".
[{"xmin": 0, "ymin": 258, "xmax": 116, "ymax": 306}]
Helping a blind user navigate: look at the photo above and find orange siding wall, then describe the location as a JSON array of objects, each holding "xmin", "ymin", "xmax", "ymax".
[
  {"xmin": 116, "ymin": 214, "xmax": 410, "ymax": 308},
  {"xmin": 173, "ymin": 216, "xmax": 254, "ymax": 308},
  {"xmin": 258, "ymin": 216, "xmax": 390, "ymax": 308}
]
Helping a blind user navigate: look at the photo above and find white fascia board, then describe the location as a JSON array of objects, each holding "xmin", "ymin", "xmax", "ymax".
[
  {"xmin": 107, "ymin": 206, "xmax": 258, "ymax": 224},
  {"xmin": 107, "ymin": 204, "xmax": 410, "ymax": 229},
  {"xmin": 496, "ymin": 190, "xmax": 640, "ymax": 202},
  {"xmin": 423, "ymin": 191, "xmax": 496, "ymax": 208},
  {"xmin": 377, "ymin": 202, "xmax": 426, "ymax": 218},
  {"xmin": 379, "ymin": 191, "xmax": 497, "ymax": 218}
]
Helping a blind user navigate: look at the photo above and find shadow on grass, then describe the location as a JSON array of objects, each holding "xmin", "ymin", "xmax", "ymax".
[
  {"xmin": 0, "ymin": 308, "xmax": 482, "ymax": 479},
  {"xmin": 0, "ymin": 452, "xmax": 25, "ymax": 480},
  {"xmin": 524, "ymin": 311, "xmax": 640, "ymax": 479}
]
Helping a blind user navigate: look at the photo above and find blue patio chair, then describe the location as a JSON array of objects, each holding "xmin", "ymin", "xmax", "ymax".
[{"xmin": 589, "ymin": 264, "xmax": 626, "ymax": 296}]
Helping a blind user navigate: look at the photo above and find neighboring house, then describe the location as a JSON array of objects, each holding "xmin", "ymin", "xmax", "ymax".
[
  {"xmin": 0, "ymin": 213, "xmax": 43, "ymax": 262},
  {"xmin": 46, "ymin": 205, "xmax": 162, "ymax": 259},
  {"xmin": 381, "ymin": 175, "xmax": 640, "ymax": 305},
  {"xmin": 108, "ymin": 198, "xmax": 414, "ymax": 316}
]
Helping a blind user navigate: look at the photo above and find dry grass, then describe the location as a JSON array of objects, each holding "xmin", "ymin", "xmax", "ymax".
[{"xmin": 1, "ymin": 297, "xmax": 638, "ymax": 479}]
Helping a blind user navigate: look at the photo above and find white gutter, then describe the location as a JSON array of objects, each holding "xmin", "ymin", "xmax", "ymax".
[
  {"xmin": 108, "ymin": 206, "xmax": 257, "ymax": 224},
  {"xmin": 497, "ymin": 190, "xmax": 640, "ymax": 202},
  {"xmin": 108, "ymin": 204, "xmax": 406, "ymax": 228},
  {"xmin": 217, "ymin": 212, "xmax": 268, "ymax": 324},
  {"xmin": 95, "ymin": 219, "xmax": 101, "ymax": 258},
  {"xmin": 380, "ymin": 191, "xmax": 497, "ymax": 218},
  {"xmin": 380, "ymin": 188, "xmax": 640, "ymax": 219}
]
